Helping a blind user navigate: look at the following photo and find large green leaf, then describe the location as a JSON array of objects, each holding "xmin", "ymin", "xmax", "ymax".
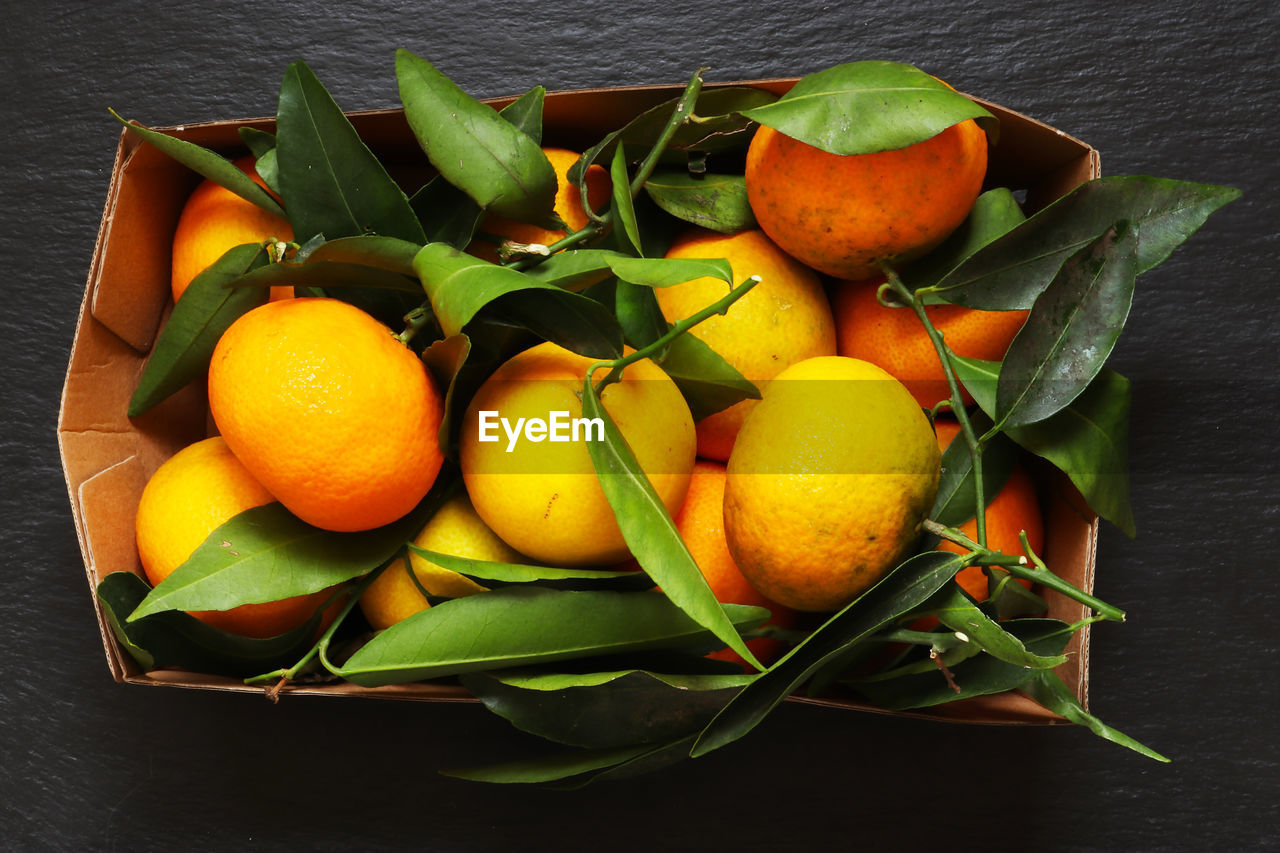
[
  {"xmin": 657, "ymin": 333, "xmax": 760, "ymax": 421},
  {"xmin": 853, "ymin": 619, "xmax": 1073, "ymax": 710},
  {"xmin": 926, "ymin": 177, "xmax": 1241, "ymax": 310},
  {"xmin": 581, "ymin": 375, "xmax": 762, "ymax": 668},
  {"xmin": 407, "ymin": 546, "xmax": 655, "ymax": 592},
  {"xmin": 111, "ymin": 111, "xmax": 285, "ymax": 218},
  {"xmin": 906, "ymin": 187, "xmax": 1026, "ymax": 293},
  {"xmin": 932, "ymin": 586, "xmax": 1069, "ymax": 669},
  {"xmin": 128, "ymin": 243, "xmax": 269, "ymax": 417},
  {"xmin": 413, "ymin": 242, "xmax": 622, "ymax": 359},
  {"xmin": 995, "ymin": 223, "xmax": 1137, "ymax": 429},
  {"xmin": 691, "ymin": 551, "xmax": 967, "ymax": 757},
  {"xmin": 396, "ymin": 50, "xmax": 557, "ymax": 225},
  {"xmin": 1025, "ymin": 670, "xmax": 1169, "ymax": 762},
  {"xmin": 740, "ymin": 60, "xmax": 996, "ymax": 155},
  {"xmin": 276, "ymin": 61, "xmax": 426, "ymax": 244},
  {"xmin": 332, "ymin": 587, "xmax": 769, "ymax": 686},
  {"xmin": 127, "ymin": 490, "xmax": 442, "ymax": 621},
  {"xmin": 410, "ymin": 86, "xmax": 548, "ymax": 248},
  {"xmin": 953, "ymin": 358, "xmax": 1135, "ymax": 536},
  {"xmin": 643, "ymin": 170, "xmax": 757, "ymax": 234},
  {"xmin": 610, "ymin": 145, "xmax": 642, "ymax": 256},
  {"xmin": 461, "ymin": 669, "xmax": 752, "ymax": 749},
  {"xmin": 98, "ymin": 571, "xmax": 334, "ymax": 678}
]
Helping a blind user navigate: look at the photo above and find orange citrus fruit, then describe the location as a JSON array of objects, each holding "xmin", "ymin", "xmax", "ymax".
[
  {"xmin": 833, "ymin": 277, "xmax": 1028, "ymax": 409},
  {"xmin": 674, "ymin": 460, "xmax": 795, "ymax": 667},
  {"xmin": 658, "ymin": 228, "xmax": 836, "ymax": 461},
  {"xmin": 171, "ymin": 156, "xmax": 294, "ymax": 303},
  {"xmin": 725, "ymin": 356, "xmax": 940, "ymax": 612},
  {"xmin": 359, "ymin": 493, "xmax": 524, "ymax": 630},
  {"xmin": 933, "ymin": 418, "xmax": 1042, "ymax": 600},
  {"xmin": 459, "ymin": 341, "xmax": 695, "ymax": 565},
  {"xmin": 134, "ymin": 436, "xmax": 334, "ymax": 638},
  {"xmin": 745, "ymin": 118, "xmax": 987, "ymax": 279},
  {"xmin": 468, "ymin": 147, "xmax": 611, "ymax": 263},
  {"xmin": 208, "ymin": 297, "xmax": 444, "ymax": 533}
]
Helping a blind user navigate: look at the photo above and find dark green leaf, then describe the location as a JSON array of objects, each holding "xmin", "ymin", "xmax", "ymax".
[
  {"xmin": 929, "ymin": 410, "xmax": 1018, "ymax": 527},
  {"xmin": 658, "ymin": 333, "xmax": 760, "ymax": 421},
  {"xmin": 954, "ymin": 357, "xmax": 1135, "ymax": 537},
  {"xmin": 408, "ymin": 87, "xmax": 547, "ymax": 248},
  {"xmin": 927, "ymin": 177, "xmax": 1241, "ymax": 310},
  {"xmin": 237, "ymin": 126, "xmax": 276, "ymax": 158},
  {"xmin": 414, "ymin": 242, "xmax": 622, "ymax": 358},
  {"xmin": 643, "ymin": 170, "xmax": 757, "ymax": 234},
  {"xmin": 461, "ymin": 669, "xmax": 751, "ymax": 748},
  {"xmin": 907, "ymin": 187, "xmax": 1026, "ymax": 294},
  {"xmin": 110, "ymin": 110, "xmax": 285, "ymax": 218},
  {"xmin": 332, "ymin": 587, "xmax": 769, "ymax": 686},
  {"xmin": 1025, "ymin": 670, "xmax": 1169, "ymax": 762},
  {"xmin": 523, "ymin": 250, "xmax": 626, "ymax": 292},
  {"xmin": 98, "ymin": 571, "xmax": 332, "ymax": 678},
  {"xmin": 568, "ymin": 86, "xmax": 777, "ymax": 187},
  {"xmin": 276, "ymin": 61, "xmax": 426, "ymax": 243},
  {"xmin": 691, "ymin": 551, "xmax": 967, "ymax": 757},
  {"xmin": 581, "ymin": 377, "xmax": 761, "ymax": 668},
  {"xmin": 740, "ymin": 60, "xmax": 997, "ymax": 155},
  {"xmin": 128, "ymin": 244, "xmax": 269, "ymax": 417},
  {"xmin": 396, "ymin": 50, "xmax": 556, "ymax": 224},
  {"xmin": 407, "ymin": 546, "xmax": 654, "ymax": 592},
  {"xmin": 610, "ymin": 145, "xmax": 642, "ymax": 255},
  {"xmin": 995, "ymin": 223, "xmax": 1137, "ymax": 429},
  {"xmin": 615, "ymin": 281, "xmax": 668, "ymax": 350},
  {"xmin": 128, "ymin": 490, "xmax": 443, "ymax": 620},
  {"xmin": 933, "ymin": 585, "xmax": 1068, "ymax": 669},
  {"xmin": 853, "ymin": 618, "xmax": 1073, "ymax": 710}
]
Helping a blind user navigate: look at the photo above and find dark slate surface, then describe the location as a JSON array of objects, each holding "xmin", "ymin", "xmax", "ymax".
[{"xmin": 4, "ymin": 1, "xmax": 1277, "ymax": 849}]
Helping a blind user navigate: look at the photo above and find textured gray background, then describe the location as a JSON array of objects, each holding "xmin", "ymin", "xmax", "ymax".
[{"xmin": 4, "ymin": 1, "xmax": 1277, "ymax": 849}]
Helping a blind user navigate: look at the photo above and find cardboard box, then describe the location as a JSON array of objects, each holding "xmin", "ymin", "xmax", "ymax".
[{"xmin": 58, "ymin": 79, "xmax": 1100, "ymax": 722}]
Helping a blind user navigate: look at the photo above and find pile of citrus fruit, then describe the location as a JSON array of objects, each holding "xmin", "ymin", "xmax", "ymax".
[{"xmin": 107, "ymin": 52, "xmax": 1236, "ymax": 781}]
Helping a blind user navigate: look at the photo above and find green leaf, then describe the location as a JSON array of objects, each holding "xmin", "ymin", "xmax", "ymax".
[
  {"xmin": 740, "ymin": 60, "xmax": 997, "ymax": 155},
  {"xmin": 407, "ymin": 546, "xmax": 655, "ymax": 592},
  {"xmin": 461, "ymin": 669, "xmax": 752, "ymax": 749},
  {"xmin": 658, "ymin": 333, "xmax": 760, "ymax": 421},
  {"xmin": 523, "ymin": 250, "xmax": 626, "ymax": 292},
  {"xmin": 955, "ymin": 358, "xmax": 1135, "ymax": 537},
  {"xmin": 1025, "ymin": 670, "xmax": 1169, "ymax": 762},
  {"xmin": 237, "ymin": 127, "xmax": 280, "ymax": 195},
  {"xmin": 97, "ymin": 571, "xmax": 332, "ymax": 678},
  {"xmin": 643, "ymin": 171, "xmax": 757, "ymax": 234},
  {"xmin": 853, "ymin": 618, "xmax": 1073, "ymax": 710},
  {"xmin": 414, "ymin": 242, "xmax": 622, "ymax": 358},
  {"xmin": 567, "ymin": 86, "xmax": 778, "ymax": 188},
  {"xmin": 276, "ymin": 61, "xmax": 426, "ymax": 244},
  {"xmin": 128, "ymin": 243, "xmax": 269, "ymax": 417},
  {"xmin": 396, "ymin": 50, "xmax": 556, "ymax": 225},
  {"xmin": 929, "ymin": 410, "xmax": 1018, "ymax": 527},
  {"xmin": 928, "ymin": 177, "xmax": 1242, "ymax": 310},
  {"xmin": 610, "ymin": 145, "xmax": 642, "ymax": 256},
  {"xmin": 409, "ymin": 87, "xmax": 547, "ymax": 248},
  {"xmin": 580, "ymin": 376, "xmax": 762, "ymax": 668},
  {"xmin": 932, "ymin": 585, "xmax": 1069, "ymax": 669},
  {"xmin": 608, "ymin": 256, "xmax": 733, "ymax": 289},
  {"xmin": 127, "ymin": 491, "xmax": 442, "ymax": 621},
  {"xmin": 906, "ymin": 187, "xmax": 1026, "ymax": 294},
  {"xmin": 692, "ymin": 551, "xmax": 967, "ymax": 757},
  {"xmin": 615, "ymin": 281, "xmax": 668, "ymax": 350},
  {"xmin": 110, "ymin": 110, "xmax": 286, "ymax": 218},
  {"xmin": 332, "ymin": 587, "xmax": 769, "ymax": 686},
  {"xmin": 995, "ymin": 223, "xmax": 1137, "ymax": 429}
]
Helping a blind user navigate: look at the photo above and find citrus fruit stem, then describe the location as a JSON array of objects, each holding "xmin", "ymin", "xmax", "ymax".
[
  {"xmin": 880, "ymin": 261, "xmax": 989, "ymax": 546},
  {"xmin": 587, "ymin": 274, "xmax": 761, "ymax": 394}
]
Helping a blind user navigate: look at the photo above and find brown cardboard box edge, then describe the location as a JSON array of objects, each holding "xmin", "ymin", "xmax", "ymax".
[{"xmin": 57, "ymin": 78, "xmax": 1101, "ymax": 724}]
